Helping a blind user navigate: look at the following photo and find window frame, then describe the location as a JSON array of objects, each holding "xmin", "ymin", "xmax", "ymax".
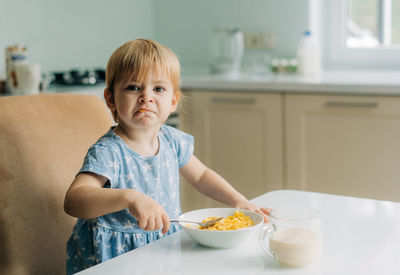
[{"xmin": 321, "ymin": 0, "xmax": 400, "ymax": 70}]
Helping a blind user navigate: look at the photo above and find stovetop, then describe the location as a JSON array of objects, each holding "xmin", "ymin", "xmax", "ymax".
[{"xmin": 50, "ymin": 69, "xmax": 105, "ymax": 86}]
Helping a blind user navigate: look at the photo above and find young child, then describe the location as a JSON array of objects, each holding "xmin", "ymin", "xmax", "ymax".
[{"xmin": 64, "ymin": 39, "xmax": 270, "ymax": 274}]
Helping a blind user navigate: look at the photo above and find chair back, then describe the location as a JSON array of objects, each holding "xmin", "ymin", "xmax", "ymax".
[{"xmin": 0, "ymin": 93, "xmax": 113, "ymax": 274}]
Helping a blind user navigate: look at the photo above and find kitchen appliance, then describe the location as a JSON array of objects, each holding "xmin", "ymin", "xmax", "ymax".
[
  {"xmin": 51, "ymin": 69, "xmax": 105, "ymax": 86},
  {"xmin": 211, "ymin": 26, "xmax": 244, "ymax": 76}
]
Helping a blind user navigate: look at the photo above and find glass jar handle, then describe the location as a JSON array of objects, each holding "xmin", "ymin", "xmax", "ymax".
[{"xmin": 258, "ymin": 223, "xmax": 277, "ymax": 260}]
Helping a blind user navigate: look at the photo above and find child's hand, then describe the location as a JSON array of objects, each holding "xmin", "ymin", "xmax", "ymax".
[
  {"xmin": 234, "ymin": 201, "xmax": 271, "ymax": 223},
  {"xmin": 127, "ymin": 191, "xmax": 170, "ymax": 234}
]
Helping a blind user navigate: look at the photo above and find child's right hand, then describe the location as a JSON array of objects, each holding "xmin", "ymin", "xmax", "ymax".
[{"xmin": 127, "ymin": 190, "xmax": 170, "ymax": 234}]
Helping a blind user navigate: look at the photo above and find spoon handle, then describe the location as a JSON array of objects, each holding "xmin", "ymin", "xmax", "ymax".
[{"xmin": 170, "ymin": 219, "xmax": 199, "ymax": 225}]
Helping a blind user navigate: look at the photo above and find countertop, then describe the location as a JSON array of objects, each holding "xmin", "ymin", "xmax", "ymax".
[
  {"xmin": 46, "ymin": 83, "xmax": 105, "ymax": 96},
  {"xmin": 2, "ymin": 70, "xmax": 399, "ymax": 97},
  {"xmin": 77, "ymin": 190, "xmax": 400, "ymax": 275},
  {"xmin": 0, "ymin": 83, "xmax": 105, "ymax": 98},
  {"xmin": 181, "ymin": 70, "xmax": 400, "ymax": 95}
]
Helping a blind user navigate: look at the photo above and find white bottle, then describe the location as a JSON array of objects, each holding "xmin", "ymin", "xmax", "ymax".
[{"xmin": 297, "ymin": 31, "xmax": 321, "ymax": 77}]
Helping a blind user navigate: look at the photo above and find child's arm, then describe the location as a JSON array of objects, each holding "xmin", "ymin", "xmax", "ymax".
[
  {"xmin": 180, "ymin": 155, "xmax": 271, "ymax": 221},
  {"xmin": 64, "ymin": 172, "xmax": 170, "ymax": 233}
]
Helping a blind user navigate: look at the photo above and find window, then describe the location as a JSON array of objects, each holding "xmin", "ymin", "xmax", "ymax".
[
  {"xmin": 347, "ymin": 0, "xmax": 400, "ymax": 47},
  {"xmin": 321, "ymin": 0, "xmax": 400, "ymax": 70}
]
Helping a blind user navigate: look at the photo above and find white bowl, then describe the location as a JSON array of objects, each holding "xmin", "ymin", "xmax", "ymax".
[{"xmin": 179, "ymin": 208, "xmax": 264, "ymax": 248}]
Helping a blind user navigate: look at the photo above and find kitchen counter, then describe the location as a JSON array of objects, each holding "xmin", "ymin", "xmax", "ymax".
[
  {"xmin": 181, "ymin": 70, "xmax": 400, "ymax": 95},
  {"xmin": 46, "ymin": 83, "xmax": 105, "ymax": 96},
  {"xmin": 0, "ymin": 83, "xmax": 106, "ymax": 98},
  {"xmin": 2, "ymin": 70, "xmax": 399, "ymax": 97},
  {"xmin": 77, "ymin": 190, "xmax": 400, "ymax": 275}
]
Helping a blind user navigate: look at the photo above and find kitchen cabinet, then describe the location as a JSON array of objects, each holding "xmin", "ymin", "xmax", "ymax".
[
  {"xmin": 179, "ymin": 91, "xmax": 283, "ymax": 211},
  {"xmin": 285, "ymin": 94, "xmax": 400, "ymax": 202},
  {"xmin": 179, "ymin": 90, "xmax": 400, "ymax": 209}
]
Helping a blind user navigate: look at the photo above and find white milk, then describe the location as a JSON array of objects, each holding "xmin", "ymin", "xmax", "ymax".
[{"xmin": 269, "ymin": 227, "xmax": 322, "ymax": 267}]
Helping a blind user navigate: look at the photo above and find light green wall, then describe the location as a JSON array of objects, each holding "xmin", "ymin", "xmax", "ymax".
[
  {"xmin": 154, "ymin": 0, "xmax": 309, "ymax": 70},
  {"xmin": 0, "ymin": 0, "xmax": 309, "ymax": 77},
  {"xmin": 0, "ymin": 0, "xmax": 156, "ymax": 77}
]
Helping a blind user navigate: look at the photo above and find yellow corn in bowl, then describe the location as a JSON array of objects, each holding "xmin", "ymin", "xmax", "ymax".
[{"xmin": 179, "ymin": 208, "xmax": 264, "ymax": 248}]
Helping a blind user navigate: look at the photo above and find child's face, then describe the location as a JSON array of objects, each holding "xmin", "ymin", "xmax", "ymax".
[{"xmin": 106, "ymin": 66, "xmax": 179, "ymax": 130}]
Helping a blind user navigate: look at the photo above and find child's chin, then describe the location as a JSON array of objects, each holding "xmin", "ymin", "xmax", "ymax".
[{"xmin": 135, "ymin": 119, "xmax": 161, "ymax": 128}]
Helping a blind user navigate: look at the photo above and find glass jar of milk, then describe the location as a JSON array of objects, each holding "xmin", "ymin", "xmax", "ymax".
[{"xmin": 259, "ymin": 207, "xmax": 322, "ymax": 267}]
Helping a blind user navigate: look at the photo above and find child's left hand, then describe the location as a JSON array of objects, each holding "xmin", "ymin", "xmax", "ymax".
[{"xmin": 234, "ymin": 201, "xmax": 271, "ymax": 223}]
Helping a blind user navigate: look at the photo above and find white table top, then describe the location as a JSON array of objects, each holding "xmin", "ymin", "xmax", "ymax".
[{"xmin": 78, "ymin": 190, "xmax": 400, "ymax": 275}]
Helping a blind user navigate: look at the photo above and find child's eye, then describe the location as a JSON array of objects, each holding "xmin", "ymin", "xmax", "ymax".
[
  {"xmin": 126, "ymin": 85, "xmax": 140, "ymax": 91},
  {"xmin": 154, "ymin": 87, "xmax": 165, "ymax": 93}
]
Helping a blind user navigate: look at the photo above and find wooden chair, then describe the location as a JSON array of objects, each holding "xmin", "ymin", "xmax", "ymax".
[{"xmin": 0, "ymin": 93, "xmax": 113, "ymax": 274}]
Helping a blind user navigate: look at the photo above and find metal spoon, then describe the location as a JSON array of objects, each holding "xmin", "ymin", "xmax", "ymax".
[{"xmin": 171, "ymin": 217, "xmax": 223, "ymax": 228}]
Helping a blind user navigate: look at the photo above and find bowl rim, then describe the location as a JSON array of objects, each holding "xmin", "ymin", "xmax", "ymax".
[{"xmin": 179, "ymin": 207, "xmax": 264, "ymax": 233}]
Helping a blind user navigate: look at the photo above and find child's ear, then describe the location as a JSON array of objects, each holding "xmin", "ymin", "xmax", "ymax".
[
  {"xmin": 104, "ymin": 88, "xmax": 116, "ymax": 111},
  {"xmin": 171, "ymin": 92, "xmax": 180, "ymax": 112}
]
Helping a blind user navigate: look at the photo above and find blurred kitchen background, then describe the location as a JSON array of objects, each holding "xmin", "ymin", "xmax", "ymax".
[
  {"xmin": 0, "ymin": 0, "xmax": 305, "ymax": 79},
  {"xmin": 2, "ymin": 0, "xmax": 400, "ymax": 85},
  {"xmin": 0, "ymin": 0, "xmax": 297, "ymax": 75},
  {"xmin": 0, "ymin": 1, "xmax": 367, "ymax": 78},
  {"xmin": 2, "ymin": 0, "xmax": 400, "ymax": 210}
]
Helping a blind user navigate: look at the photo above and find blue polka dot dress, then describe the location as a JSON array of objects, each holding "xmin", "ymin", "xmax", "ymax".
[{"xmin": 66, "ymin": 125, "xmax": 194, "ymax": 274}]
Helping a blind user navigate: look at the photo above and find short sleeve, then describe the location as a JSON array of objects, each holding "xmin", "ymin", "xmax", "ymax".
[
  {"xmin": 161, "ymin": 125, "xmax": 194, "ymax": 168},
  {"xmin": 79, "ymin": 144, "xmax": 119, "ymax": 187}
]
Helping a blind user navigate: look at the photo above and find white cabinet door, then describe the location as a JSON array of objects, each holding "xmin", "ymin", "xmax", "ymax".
[
  {"xmin": 286, "ymin": 94, "xmax": 400, "ymax": 202},
  {"xmin": 179, "ymin": 91, "xmax": 282, "ymax": 211}
]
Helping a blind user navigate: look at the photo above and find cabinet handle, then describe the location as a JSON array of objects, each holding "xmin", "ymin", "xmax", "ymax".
[
  {"xmin": 212, "ymin": 97, "xmax": 256, "ymax": 104},
  {"xmin": 325, "ymin": 101, "xmax": 379, "ymax": 108}
]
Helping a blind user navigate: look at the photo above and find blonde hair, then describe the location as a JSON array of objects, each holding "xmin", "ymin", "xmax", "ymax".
[{"xmin": 106, "ymin": 39, "xmax": 181, "ymax": 97}]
